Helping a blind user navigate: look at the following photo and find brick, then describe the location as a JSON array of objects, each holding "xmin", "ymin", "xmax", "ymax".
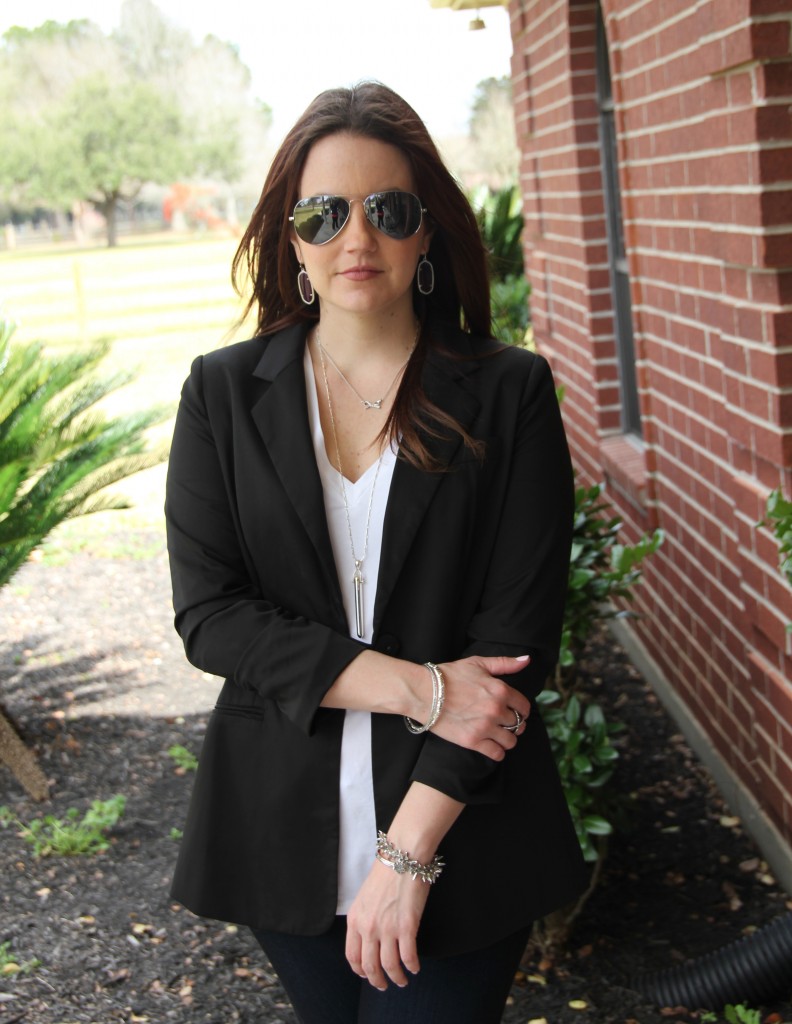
[
  {"xmin": 753, "ymin": 149, "xmax": 792, "ymax": 190},
  {"xmin": 760, "ymin": 233, "xmax": 792, "ymax": 268},
  {"xmin": 751, "ymin": 19, "xmax": 792, "ymax": 61},
  {"xmin": 757, "ymin": 103, "xmax": 792, "ymax": 143},
  {"xmin": 757, "ymin": 61, "xmax": 792, "ymax": 102}
]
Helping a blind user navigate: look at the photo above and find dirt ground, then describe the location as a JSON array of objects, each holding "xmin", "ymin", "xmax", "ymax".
[{"xmin": 1, "ymin": 537, "xmax": 791, "ymax": 1024}]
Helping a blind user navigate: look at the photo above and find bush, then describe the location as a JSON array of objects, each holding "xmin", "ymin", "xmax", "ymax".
[
  {"xmin": 472, "ymin": 183, "xmax": 525, "ymax": 281},
  {"xmin": 491, "ymin": 274, "xmax": 531, "ymax": 348},
  {"xmin": 561, "ymin": 482, "xmax": 664, "ymax": 680},
  {"xmin": 0, "ymin": 796, "xmax": 126, "ymax": 857},
  {"xmin": 0, "ymin": 317, "xmax": 170, "ymax": 588},
  {"xmin": 761, "ymin": 489, "xmax": 792, "ymax": 591},
  {"xmin": 536, "ymin": 690, "xmax": 624, "ymax": 863}
]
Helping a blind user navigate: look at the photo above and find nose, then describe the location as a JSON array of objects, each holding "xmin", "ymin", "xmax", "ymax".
[{"xmin": 342, "ymin": 199, "xmax": 377, "ymax": 250}]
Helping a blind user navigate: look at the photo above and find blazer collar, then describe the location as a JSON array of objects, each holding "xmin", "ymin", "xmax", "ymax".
[
  {"xmin": 250, "ymin": 323, "xmax": 347, "ymax": 624},
  {"xmin": 374, "ymin": 332, "xmax": 483, "ymax": 627},
  {"xmin": 248, "ymin": 320, "xmax": 484, "ymax": 637}
]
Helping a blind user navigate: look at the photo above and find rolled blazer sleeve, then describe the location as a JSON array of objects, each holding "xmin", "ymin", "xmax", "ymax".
[
  {"xmin": 408, "ymin": 352, "xmax": 574, "ymax": 804},
  {"xmin": 165, "ymin": 354, "xmax": 364, "ymax": 735}
]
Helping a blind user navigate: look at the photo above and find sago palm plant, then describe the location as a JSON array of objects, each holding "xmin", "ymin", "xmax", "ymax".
[{"xmin": 0, "ymin": 317, "xmax": 169, "ymax": 588}]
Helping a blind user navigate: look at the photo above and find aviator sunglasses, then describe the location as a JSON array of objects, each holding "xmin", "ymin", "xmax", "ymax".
[{"xmin": 289, "ymin": 190, "xmax": 427, "ymax": 246}]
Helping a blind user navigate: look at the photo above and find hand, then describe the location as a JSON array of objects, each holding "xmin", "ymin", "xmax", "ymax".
[
  {"xmin": 345, "ymin": 859, "xmax": 429, "ymax": 990},
  {"xmin": 430, "ymin": 655, "xmax": 531, "ymax": 761}
]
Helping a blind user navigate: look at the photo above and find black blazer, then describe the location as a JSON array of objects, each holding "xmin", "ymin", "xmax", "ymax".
[{"xmin": 166, "ymin": 320, "xmax": 588, "ymax": 956}]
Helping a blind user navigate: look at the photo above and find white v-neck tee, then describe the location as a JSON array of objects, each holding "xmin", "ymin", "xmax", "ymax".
[{"xmin": 304, "ymin": 346, "xmax": 398, "ymax": 913}]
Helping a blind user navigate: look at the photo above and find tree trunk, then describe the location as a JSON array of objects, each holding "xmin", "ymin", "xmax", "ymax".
[
  {"xmin": 106, "ymin": 198, "xmax": 118, "ymax": 248},
  {"xmin": 0, "ymin": 707, "xmax": 49, "ymax": 802},
  {"xmin": 97, "ymin": 194, "xmax": 119, "ymax": 248}
]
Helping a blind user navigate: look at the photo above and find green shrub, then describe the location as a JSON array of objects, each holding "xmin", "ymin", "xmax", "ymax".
[
  {"xmin": 537, "ymin": 690, "xmax": 623, "ymax": 863},
  {"xmin": 761, "ymin": 489, "xmax": 792, "ymax": 623},
  {"xmin": 472, "ymin": 183, "xmax": 525, "ymax": 281},
  {"xmin": 168, "ymin": 744, "xmax": 198, "ymax": 772},
  {"xmin": 0, "ymin": 795, "xmax": 126, "ymax": 857},
  {"xmin": 491, "ymin": 274, "xmax": 531, "ymax": 348},
  {"xmin": 561, "ymin": 482, "xmax": 663, "ymax": 679},
  {"xmin": 0, "ymin": 317, "xmax": 170, "ymax": 588},
  {"xmin": 0, "ymin": 939, "xmax": 40, "ymax": 975},
  {"xmin": 701, "ymin": 1005, "xmax": 762, "ymax": 1024}
]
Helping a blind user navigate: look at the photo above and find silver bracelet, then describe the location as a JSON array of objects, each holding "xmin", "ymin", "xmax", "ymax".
[
  {"xmin": 375, "ymin": 831, "xmax": 445, "ymax": 884},
  {"xmin": 404, "ymin": 662, "xmax": 445, "ymax": 735}
]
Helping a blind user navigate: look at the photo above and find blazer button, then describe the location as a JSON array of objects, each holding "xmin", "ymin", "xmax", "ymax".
[{"xmin": 375, "ymin": 634, "xmax": 400, "ymax": 655}]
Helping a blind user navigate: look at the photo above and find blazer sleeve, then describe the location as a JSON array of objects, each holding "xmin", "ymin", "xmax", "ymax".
[
  {"xmin": 165, "ymin": 355, "xmax": 365, "ymax": 734},
  {"xmin": 408, "ymin": 353, "xmax": 574, "ymax": 804}
]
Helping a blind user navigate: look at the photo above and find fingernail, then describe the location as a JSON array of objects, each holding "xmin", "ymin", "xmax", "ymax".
[{"xmin": 515, "ymin": 654, "xmax": 530, "ymax": 662}]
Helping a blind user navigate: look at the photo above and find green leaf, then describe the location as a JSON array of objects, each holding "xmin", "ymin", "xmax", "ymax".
[{"xmin": 582, "ymin": 815, "xmax": 613, "ymax": 836}]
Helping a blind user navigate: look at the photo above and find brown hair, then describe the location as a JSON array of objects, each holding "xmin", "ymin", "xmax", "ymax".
[{"xmin": 232, "ymin": 81, "xmax": 492, "ymax": 469}]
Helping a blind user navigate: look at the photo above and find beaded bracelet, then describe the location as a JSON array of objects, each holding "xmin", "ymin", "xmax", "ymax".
[
  {"xmin": 375, "ymin": 831, "xmax": 445, "ymax": 884},
  {"xmin": 404, "ymin": 662, "xmax": 445, "ymax": 735}
]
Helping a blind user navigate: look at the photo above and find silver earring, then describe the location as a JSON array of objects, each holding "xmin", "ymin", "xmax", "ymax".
[
  {"xmin": 297, "ymin": 264, "xmax": 315, "ymax": 305},
  {"xmin": 416, "ymin": 254, "xmax": 434, "ymax": 296}
]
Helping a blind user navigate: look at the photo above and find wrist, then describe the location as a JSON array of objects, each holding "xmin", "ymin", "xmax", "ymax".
[
  {"xmin": 404, "ymin": 663, "xmax": 445, "ymax": 735},
  {"xmin": 375, "ymin": 831, "xmax": 444, "ymax": 884},
  {"xmin": 402, "ymin": 659, "xmax": 434, "ymax": 722}
]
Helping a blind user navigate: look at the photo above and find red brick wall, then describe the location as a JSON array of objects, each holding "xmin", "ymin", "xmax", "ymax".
[{"xmin": 509, "ymin": 0, "xmax": 792, "ymax": 847}]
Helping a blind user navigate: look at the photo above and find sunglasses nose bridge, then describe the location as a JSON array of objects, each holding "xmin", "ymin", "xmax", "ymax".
[{"xmin": 341, "ymin": 197, "xmax": 378, "ymax": 239}]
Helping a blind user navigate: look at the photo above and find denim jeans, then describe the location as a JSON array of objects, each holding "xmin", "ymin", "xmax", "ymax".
[{"xmin": 252, "ymin": 916, "xmax": 531, "ymax": 1024}]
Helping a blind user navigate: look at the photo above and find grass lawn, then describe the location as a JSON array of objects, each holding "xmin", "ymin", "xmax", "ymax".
[{"xmin": 2, "ymin": 233, "xmax": 255, "ymax": 555}]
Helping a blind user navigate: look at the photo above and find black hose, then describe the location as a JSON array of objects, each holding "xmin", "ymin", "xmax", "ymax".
[{"xmin": 632, "ymin": 910, "xmax": 792, "ymax": 1009}]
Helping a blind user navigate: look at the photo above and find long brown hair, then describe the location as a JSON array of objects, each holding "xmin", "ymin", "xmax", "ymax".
[{"xmin": 232, "ymin": 81, "xmax": 492, "ymax": 469}]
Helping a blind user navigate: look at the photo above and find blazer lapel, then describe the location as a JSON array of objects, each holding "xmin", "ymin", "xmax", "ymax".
[
  {"xmin": 374, "ymin": 342, "xmax": 482, "ymax": 628},
  {"xmin": 249, "ymin": 324, "xmax": 347, "ymax": 624}
]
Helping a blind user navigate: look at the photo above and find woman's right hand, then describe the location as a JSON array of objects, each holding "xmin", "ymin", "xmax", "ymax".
[{"xmin": 427, "ymin": 655, "xmax": 531, "ymax": 760}]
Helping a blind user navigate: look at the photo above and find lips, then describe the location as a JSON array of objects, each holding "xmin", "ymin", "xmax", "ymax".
[{"xmin": 341, "ymin": 266, "xmax": 382, "ymax": 281}]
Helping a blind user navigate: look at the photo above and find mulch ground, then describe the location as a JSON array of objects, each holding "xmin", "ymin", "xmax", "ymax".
[{"xmin": 1, "ymin": 536, "xmax": 791, "ymax": 1024}]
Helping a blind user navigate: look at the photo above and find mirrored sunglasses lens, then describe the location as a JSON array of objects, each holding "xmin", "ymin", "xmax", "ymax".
[
  {"xmin": 367, "ymin": 192, "xmax": 422, "ymax": 239},
  {"xmin": 293, "ymin": 196, "xmax": 349, "ymax": 244}
]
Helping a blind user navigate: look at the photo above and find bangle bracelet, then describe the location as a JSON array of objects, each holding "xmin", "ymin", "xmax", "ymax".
[
  {"xmin": 375, "ymin": 831, "xmax": 445, "ymax": 884},
  {"xmin": 404, "ymin": 662, "xmax": 445, "ymax": 735}
]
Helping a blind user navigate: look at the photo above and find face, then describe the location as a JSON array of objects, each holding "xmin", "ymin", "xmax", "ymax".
[{"xmin": 290, "ymin": 132, "xmax": 431, "ymax": 321}]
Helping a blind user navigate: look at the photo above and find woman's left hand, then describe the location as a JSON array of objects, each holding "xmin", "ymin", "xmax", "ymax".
[{"xmin": 345, "ymin": 859, "xmax": 430, "ymax": 990}]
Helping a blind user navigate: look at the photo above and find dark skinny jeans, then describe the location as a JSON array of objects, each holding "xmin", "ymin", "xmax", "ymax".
[{"xmin": 252, "ymin": 916, "xmax": 531, "ymax": 1024}]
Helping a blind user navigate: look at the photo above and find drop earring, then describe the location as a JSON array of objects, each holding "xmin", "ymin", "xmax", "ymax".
[
  {"xmin": 416, "ymin": 254, "xmax": 434, "ymax": 296},
  {"xmin": 297, "ymin": 264, "xmax": 315, "ymax": 305}
]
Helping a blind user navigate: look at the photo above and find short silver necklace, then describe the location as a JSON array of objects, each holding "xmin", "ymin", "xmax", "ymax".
[
  {"xmin": 315, "ymin": 336, "xmax": 385, "ymax": 639},
  {"xmin": 315, "ymin": 325, "xmax": 418, "ymax": 410}
]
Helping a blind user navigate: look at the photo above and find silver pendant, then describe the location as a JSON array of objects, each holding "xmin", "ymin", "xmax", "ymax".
[
  {"xmin": 353, "ymin": 561, "xmax": 365, "ymax": 638},
  {"xmin": 363, "ymin": 399, "xmax": 383, "ymax": 410}
]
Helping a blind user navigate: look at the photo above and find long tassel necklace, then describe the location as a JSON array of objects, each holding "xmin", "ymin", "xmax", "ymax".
[
  {"xmin": 315, "ymin": 336, "xmax": 385, "ymax": 639},
  {"xmin": 315, "ymin": 324, "xmax": 418, "ymax": 411}
]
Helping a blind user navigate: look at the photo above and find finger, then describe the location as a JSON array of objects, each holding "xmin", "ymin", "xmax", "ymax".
[
  {"xmin": 361, "ymin": 940, "xmax": 388, "ymax": 991},
  {"xmin": 345, "ymin": 928, "xmax": 365, "ymax": 979},
  {"xmin": 478, "ymin": 654, "xmax": 531, "ymax": 676},
  {"xmin": 380, "ymin": 938, "xmax": 409, "ymax": 988},
  {"xmin": 399, "ymin": 932, "xmax": 421, "ymax": 976},
  {"xmin": 502, "ymin": 686, "xmax": 532, "ymax": 721},
  {"xmin": 478, "ymin": 738, "xmax": 507, "ymax": 761}
]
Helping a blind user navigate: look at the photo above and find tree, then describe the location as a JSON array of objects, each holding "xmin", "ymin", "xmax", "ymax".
[
  {"xmin": 468, "ymin": 76, "xmax": 519, "ymax": 187},
  {"xmin": 45, "ymin": 74, "xmax": 187, "ymax": 246},
  {"xmin": 0, "ymin": 316, "xmax": 170, "ymax": 587},
  {"xmin": 0, "ymin": 2, "xmax": 271, "ymax": 241},
  {"xmin": 0, "ymin": 315, "xmax": 170, "ymax": 800}
]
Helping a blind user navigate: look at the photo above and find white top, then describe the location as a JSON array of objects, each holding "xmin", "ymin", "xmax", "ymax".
[{"xmin": 304, "ymin": 346, "xmax": 397, "ymax": 913}]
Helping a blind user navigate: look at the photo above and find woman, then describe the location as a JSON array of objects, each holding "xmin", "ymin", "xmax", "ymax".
[{"xmin": 166, "ymin": 82, "xmax": 587, "ymax": 1023}]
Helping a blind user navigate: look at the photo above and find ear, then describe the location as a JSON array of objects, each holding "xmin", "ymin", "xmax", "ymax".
[{"xmin": 290, "ymin": 235, "xmax": 303, "ymax": 265}]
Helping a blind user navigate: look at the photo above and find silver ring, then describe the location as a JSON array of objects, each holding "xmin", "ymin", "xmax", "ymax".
[{"xmin": 501, "ymin": 708, "xmax": 522, "ymax": 733}]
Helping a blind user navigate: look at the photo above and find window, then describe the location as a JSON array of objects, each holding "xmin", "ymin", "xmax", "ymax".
[{"xmin": 596, "ymin": 4, "xmax": 642, "ymax": 437}]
